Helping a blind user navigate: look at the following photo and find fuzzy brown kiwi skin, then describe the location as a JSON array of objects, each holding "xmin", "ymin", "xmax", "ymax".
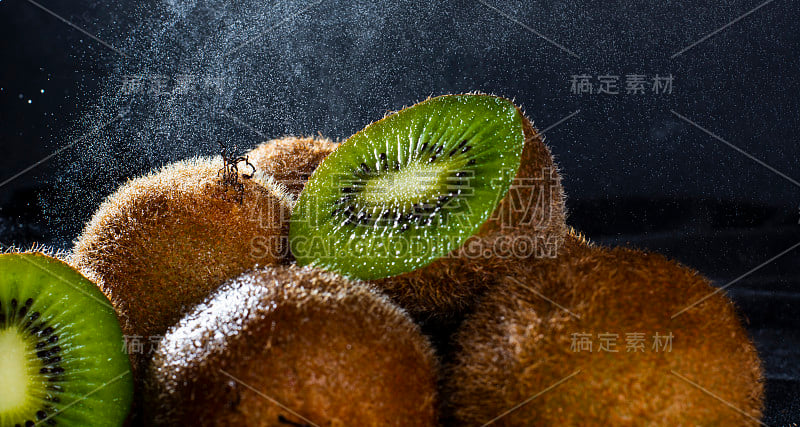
[
  {"xmin": 71, "ymin": 157, "xmax": 294, "ymax": 368},
  {"xmin": 443, "ymin": 245, "xmax": 764, "ymax": 426},
  {"xmin": 143, "ymin": 265, "xmax": 439, "ymax": 427},
  {"xmin": 246, "ymin": 136, "xmax": 340, "ymax": 196}
]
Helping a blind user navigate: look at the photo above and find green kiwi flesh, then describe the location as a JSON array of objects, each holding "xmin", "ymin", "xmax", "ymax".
[
  {"xmin": 290, "ymin": 94, "xmax": 526, "ymax": 279},
  {"xmin": 0, "ymin": 253, "xmax": 132, "ymax": 427}
]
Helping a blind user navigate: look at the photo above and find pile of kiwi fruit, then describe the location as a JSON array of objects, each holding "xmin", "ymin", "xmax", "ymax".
[{"xmin": 0, "ymin": 94, "xmax": 764, "ymax": 426}]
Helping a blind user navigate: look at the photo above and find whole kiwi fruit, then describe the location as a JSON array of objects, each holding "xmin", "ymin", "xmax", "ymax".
[
  {"xmin": 143, "ymin": 265, "xmax": 439, "ymax": 426},
  {"xmin": 246, "ymin": 136, "xmax": 339, "ymax": 196},
  {"xmin": 443, "ymin": 244, "xmax": 764, "ymax": 425},
  {"xmin": 72, "ymin": 156, "xmax": 293, "ymax": 353}
]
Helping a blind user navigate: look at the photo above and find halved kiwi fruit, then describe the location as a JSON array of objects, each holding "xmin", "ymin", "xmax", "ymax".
[
  {"xmin": 290, "ymin": 94, "xmax": 527, "ymax": 280},
  {"xmin": 72, "ymin": 156, "xmax": 293, "ymax": 348},
  {"xmin": 0, "ymin": 252, "xmax": 132, "ymax": 426},
  {"xmin": 443, "ymin": 245, "xmax": 764, "ymax": 425},
  {"xmin": 143, "ymin": 265, "xmax": 438, "ymax": 426},
  {"xmin": 246, "ymin": 136, "xmax": 340, "ymax": 196},
  {"xmin": 371, "ymin": 111, "xmax": 570, "ymax": 318}
]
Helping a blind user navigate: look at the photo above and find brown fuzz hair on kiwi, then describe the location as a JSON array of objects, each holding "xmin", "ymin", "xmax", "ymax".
[
  {"xmin": 246, "ymin": 135, "xmax": 339, "ymax": 196},
  {"xmin": 72, "ymin": 156, "xmax": 294, "ymax": 351},
  {"xmin": 143, "ymin": 265, "xmax": 439, "ymax": 426},
  {"xmin": 480, "ymin": 108, "xmax": 567, "ymax": 238},
  {"xmin": 443, "ymin": 245, "xmax": 764, "ymax": 426},
  {"xmin": 371, "ymin": 108, "xmax": 569, "ymax": 320}
]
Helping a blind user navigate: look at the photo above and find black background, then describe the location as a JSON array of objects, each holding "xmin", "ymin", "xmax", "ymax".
[{"xmin": 1, "ymin": 0, "xmax": 798, "ymax": 423}]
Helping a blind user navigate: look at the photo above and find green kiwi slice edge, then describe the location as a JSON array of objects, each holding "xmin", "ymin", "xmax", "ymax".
[
  {"xmin": 0, "ymin": 253, "xmax": 132, "ymax": 427},
  {"xmin": 290, "ymin": 94, "xmax": 526, "ymax": 279}
]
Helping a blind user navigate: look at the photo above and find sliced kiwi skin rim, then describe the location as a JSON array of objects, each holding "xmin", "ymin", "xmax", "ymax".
[
  {"xmin": 290, "ymin": 94, "xmax": 525, "ymax": 280},
  {"xmin": 0, "ymin": 253, "xmax": 133, "ymax": 427}
]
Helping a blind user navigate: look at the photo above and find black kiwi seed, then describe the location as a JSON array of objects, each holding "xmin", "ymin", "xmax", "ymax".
[
  {"xmin": 468, "ymin": 159, "xmax": 476, "ymax": 166},
  {"xmin": 335, "ymin": 195, "xmax": 354, "ymax": 205},
  {"xmin": 418, "ymin": 142, "xmax": 428, "ymax": 154},
  {"xmin": 41, "ymin": 326, "xmax": 54, "ymax": 337},
  {"xmin": 341, "ymin": 187, "xmax": 355, "ymax": 194},
  {"xmin": 360, "ymin": 214, "xmax": 373, "ymax": 226},
  {"xmin": 30, "ymin": 311, "xmax": 40, "ymax": 321},
  {"xmin": 461, "ymin": 145, "xmax": 472, "ymax": 154},
  {"xmin": 360, "ymin": 163, "xmax": 371, "ymax": 173}
]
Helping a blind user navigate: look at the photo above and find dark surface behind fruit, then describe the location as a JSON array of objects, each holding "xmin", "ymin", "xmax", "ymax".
[{"xmin": 1, "ymin": 0, "xmax": 797, "ymax": 424}]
